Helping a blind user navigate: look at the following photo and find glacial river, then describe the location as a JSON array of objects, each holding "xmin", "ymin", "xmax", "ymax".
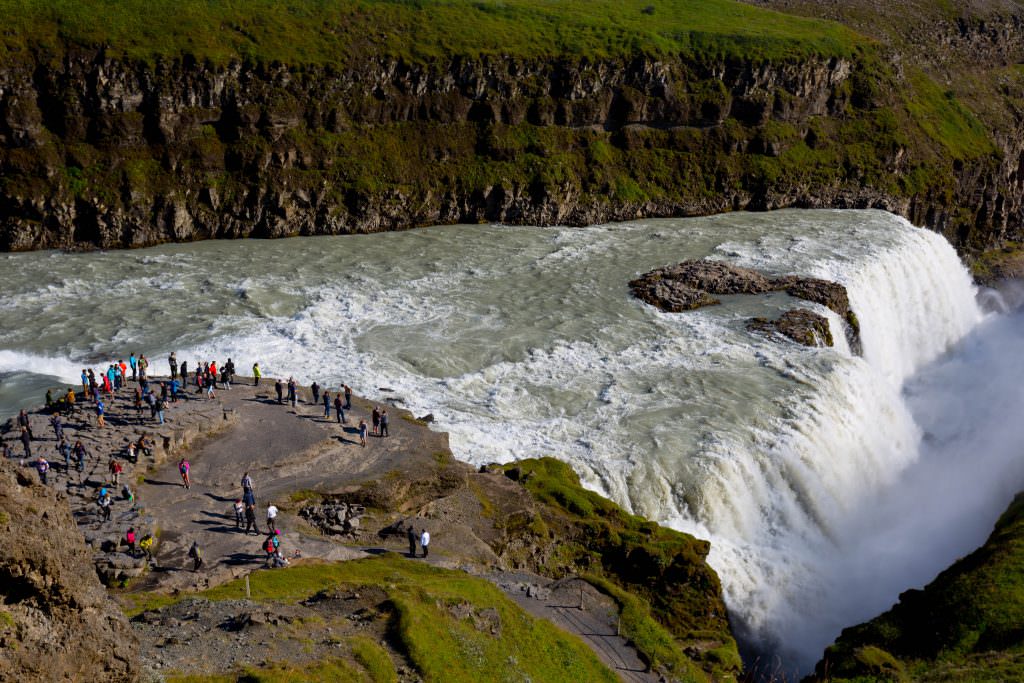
[{"xmin": 1, "ymin": 209, "xmax": 1022, "ymax": 672}]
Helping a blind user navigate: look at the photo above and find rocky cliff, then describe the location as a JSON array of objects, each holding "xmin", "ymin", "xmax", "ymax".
[
  {"xmin": 1, "ymin": 0, "xmax": 1024, "ymax": 254},
  {"xmin": 0, "ymin": 459, "xmax": 139, "ymax": 682}
]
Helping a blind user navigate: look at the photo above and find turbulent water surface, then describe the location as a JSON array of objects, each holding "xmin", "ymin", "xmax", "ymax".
[{"xmin": 1, "ymin": 209, "xmax": 1021, "ymax": 672}]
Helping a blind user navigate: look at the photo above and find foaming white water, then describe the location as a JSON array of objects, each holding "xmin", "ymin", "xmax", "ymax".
[
  {"xmin": 0, "ymin": 350, "xmax": 85, "ymax": 384},
  {"xmin": 0, "ymin": 210, "xmax": 1011, "ymax": 674}
]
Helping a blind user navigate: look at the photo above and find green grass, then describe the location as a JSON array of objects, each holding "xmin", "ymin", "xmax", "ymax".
[
  {"xmin": 126, "ymin": 555, "xmax": 618, "ymax": 682},
  {"xmin": 0, "ymin": 0, "xmax": 865, "ymax": 65},
  {"xmin": 350, "ymin": 636, "xmax": 398, "ymax": 683},
  {"xmin": 904, "ymin": 68, "xmax": 996, "ymax": 160},
  {"xmin": 167, "ymin": 659, "xmax": 366, "ymax": 683},
  {"xmin": 499, "ymin": 458, "xmax": 740, "ymax": 679}
]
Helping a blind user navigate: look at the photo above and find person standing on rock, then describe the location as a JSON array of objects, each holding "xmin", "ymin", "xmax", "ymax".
[
  {"xmin": 266, "ymin": 502, "xmax": 279, "ymax": 533},
  {"xmin": 138, "ymin": 354, "xmax": 149, "ymax": 381},
  {"xmin": 407, "ymin": 524, "xmax": 417, "ymax": 557},
  {"xmin": 129, "ymin": 353, "xmax": 137, "ymax": 382},
  {"xmin": 358, "ymin": 419, "xmax": 367, "ymax": 447},
  {"xmin": 19, "ymin": 426, "xmax": 31, "ymax": 459},
  {"xmin": 180, "ymin": 360, "xmax": 188, "ymax": 387},
  {"xmin": 287, "ymin": 378, "xmax": 297, "ymax": 408},
  {"xmin": 322, "ymin": 390, "xmax": 331, "ymax": 418},
  {"xmin": 344, "ymin": 384, "xmax": 352, "ymax": 410},
  {"xmin": 98, "ymin": 488, "xmax": 112, "ymax": 523},
  {"xmin": 380, "ymin": 409, "xmax": 389, "ymax": 438},
  {"xmin": 275, "ymin": 379, "xmax": 283, "ymax": 404},
  {"xmin": 311, "ymin": 382, "xmax": 320, "ymax": 405},
  {"xmin": 241, "ymin": 471, "xmax": 254, "ymax": 496},
  {"xmin": 140, "ymin": 534, "xmax": 154, "ymax": 564},
  {"xmin": 253, "ymin": 362, "xmax": 261, "ymax": 386},
  {"xmin": 50, "ymin": 413, "xmax": 63, "ymax": 441},
  {"xmin": 18, "ymin": 409, "xmax": 33, "ymax": 441},
  {"xmin": 420, "ymin": 529, "xmax": 430, "ymax": 558},
  {"xmin": 56, "ymin": 437, "xmax": 71, "ymax": 473},
  {"xmin": 64, "ymin": 387, "xmax": 76, "ymax": 417},
  {"xmin": 125, "ymin": 527, "xmax": 137, "ymax": 556},
  {"xmin": 73, "ymin": 440, "xmax": 87, "ymax": 473},
  {"xmin": 156, "ymin": 395, "xmax": 166, "ymax": 424},
  {"xmin": 178, "ymin": 458, "xmax": 191, "ymax": 489},
  {"xmin": 244, "ymin": 503, "xmax": 260, "ymax": 535},
  {"xmin": 109, "ymin": 457, "xmax": 123, "ymax": 486},
  {"xmin": 35, "ymin": 455, "xmax": 49, "ymax": 485},
  {"xmin": 233, "ymin": 499, "xmax": 245, "ymax": 529},
  {"xmin": 334, "ymin": 393, "xmax": 345, "ymax": 424},
  {"xmin": 95, "ymin": 398, "xmax": 106, "ymax": 428},
  {"xmin": 169, "ymin": 352, "xmax": 177, "ymax": 380},
  {"xmin": 371, "ymin": 407, "xmax": 380, "ymax": 436},
  {"xmin": 188, "ymin": 540, "xmax": 202, "ymax": 572}
]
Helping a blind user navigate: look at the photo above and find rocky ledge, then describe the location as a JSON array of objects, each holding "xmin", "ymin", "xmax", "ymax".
[{"xmin": 630, "ymin": 259, "xmax": 861, "ymax": 350}]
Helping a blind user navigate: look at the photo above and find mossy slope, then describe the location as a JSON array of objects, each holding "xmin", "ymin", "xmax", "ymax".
[
  {"xmin": 500, "ymin": 457, "xmax": 741, "ymax": 680},
  {"xmin": 812, "ymin": 492, "xmax": 1024, "ymax": 682}
]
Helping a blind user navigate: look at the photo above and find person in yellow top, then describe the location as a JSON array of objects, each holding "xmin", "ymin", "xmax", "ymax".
[
  {"xmin": 64, "ymin": 387, "xmax": 76, "ymax": 416},
  {"xmin": 252, "ymin": 362, "xmax": 262, "ymax": 386}
]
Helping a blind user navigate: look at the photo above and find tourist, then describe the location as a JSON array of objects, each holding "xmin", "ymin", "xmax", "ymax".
[
  {"xmin": 188, "ymin": 540, "xmax": 202, "ymax": 572},
  {"xmin": 266, "ymin": 502, "xmax": 279, "ymax": 532},
  {"xmin": 358, "ymin": 419, "xmax": 367, "ymax": 447},
  {"xmin": 380, "ymin": 409, "xmax": 389, "ymax": 437},
  {"xmin": 127, "ymin": 441, "xmax": 138, "ymax": 464},
  {"xmin": 334, "ymin": 393, "xmax": 344, "ymax": 424},
  {"xmin": 180, "ymin": 360, "xmax": 188, "ymax": 387},
  {"xmin": 311, "ymin": 381, "xmax": 320, "ymax": 405},
  {"xmin": 244, "ymin": 503, "xmax": 259, "ymax": 535},
  {"xmin": 262, "ymin": 532, "xmax": 278, "ymax": 566},
  {"xmin": 140, "ymin": 534, "xmax": 154, "ymax": 564},
  {"xmin": 45, "ymin": 389, "xmax": 54, "ymax": 411},
  {"xmin": 56, "ymin": 437, "xmax": 71, "ymax": 472},
  {"xmin": 139, "ymin": 434, "xmax": 155, "ymax": 459},
  {"xmin": 233, "ymin": 499, "xmax": 245, "ymax": 529},
  {"xmin": 64, "ymin": 387, "xmax": 76, "ymax": 416},
  {"xmin": 98, "ymin": 488, "xmax": 112, "ymax": 523},
  {"xmin": 407, "ymin": 524, "xmax": 417, "ymax": 557},
  {"xmin": 122, "ymin": 484, "xmax": 135, "ymax": 506},
  {"xmin": 178, "ymin": 457, "xmax": 191, "ymax": 489},
  {"xmin": 73, "ymin": 440, "xmax": 87, "ymax": 472},
  {"xmin": 129, "ymin": 353, "xmax": 137, "ymax": 381},
  {"xmin": 420, "ymin": 528, "xmax": 430, "ymax": 558},
  {"xmin": 371, "ymin": 406, "xmax": 380, "ymax": 436},
  {"xmin": 138, "ymin": 354, "xmax": 149, "ymax": 380},
  {"xmin": 125, "ymin": 527, "xmax": 137, "ymax": 556},
  {"xmin": 50, "ymin": 413, "xmax": 63, "ymax": 441},
  {"xmin": 19, "ymin": 426, "xmax": 31, "ymax": 458},
  {"xmin": 210, "ymin": 360, "xmax": 218, "ymax": 385},
  {"xmin": 241, "ymin": 471, "xmax": 254, "ymax": 496},
  {"xmin": 275, "ymin": 379, "xmax": 283, "ymax": 404},
  {"xmin": 18, "ymin": 409, "xmax": 33, "ymax": 440},
  {"xmin": 155, "ymin": 395, "xmax": 166, "ymax": 424},
  {"xmin": 344, "ymin": 384, "xmax": 352, "ymax": 410},
  {"xmin": 205, "ymin": 377, "xmax": 215, "ymax": 400},
  {"xmin": 35, "ymin": 455, "xmax": 49, "ymax": 485},
  {"xmin": 253, "ymin": 362, "xmax": 261, "ymax": 386},
  {"xmin": 287, "ymin": 377, "xmax": 297, "ymax": 408},
  {"xmin": 95, "ymin": 398, "xmax": 106, "ymax": 428},
  {"xmin": 109, "ymin": 458, "xmax": 123, "ymax": 486},
  {"xmin": 81, "ymin": 369, "xmax": 89, "ymax": 396},
  {"xmin": 169, "ymin": 352, "xmax": 177, "ymax": 380},
  {"xmin": 323, "ymin": 390, "xmax": 331, "ymax": 418}
]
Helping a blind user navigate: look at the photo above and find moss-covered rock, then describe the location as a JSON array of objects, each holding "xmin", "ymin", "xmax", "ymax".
[{"xmin": 810, "ymin": 492, "xmax": 1024, "ymax": 682}]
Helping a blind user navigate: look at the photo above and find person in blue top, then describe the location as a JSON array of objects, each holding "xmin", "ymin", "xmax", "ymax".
[
  {"xmin": 129, "ymin": 353, "xmax": 137, "ymax": 381},
  {"xmin": 95, "ymin": 398, "xmax": 106, "ymax": 428}
]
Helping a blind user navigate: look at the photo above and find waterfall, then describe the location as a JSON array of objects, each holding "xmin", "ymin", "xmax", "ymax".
[{"xmin": 693, "ymin": 220, "xmax": 985, "ymax": 670}]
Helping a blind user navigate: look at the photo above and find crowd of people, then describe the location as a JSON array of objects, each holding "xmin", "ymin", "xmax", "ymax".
[{"xmin": 5, "ymin": 350, "xmax": 426, "ymax": 576}]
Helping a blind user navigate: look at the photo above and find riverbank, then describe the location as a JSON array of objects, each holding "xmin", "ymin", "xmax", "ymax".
[{"xmin": 0, "ymin": 374, "xmax": 739, "ymax": 682}]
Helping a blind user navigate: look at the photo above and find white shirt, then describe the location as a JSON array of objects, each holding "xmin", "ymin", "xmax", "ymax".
[
  {"xmin": 267, "ymin": 505, "xmax": 278, "ymax": 519},
  {"xmin": 420, "ymin": 531, "xmax": 430, "ymax": 546}
]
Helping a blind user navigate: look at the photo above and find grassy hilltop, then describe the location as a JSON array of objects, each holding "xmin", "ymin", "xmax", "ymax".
[{"xmin": 1, "ymin": 0, "xmax": 863, "ymax": 64}]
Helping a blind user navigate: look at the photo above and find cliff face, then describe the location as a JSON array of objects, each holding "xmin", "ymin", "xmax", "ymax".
[
  {"xmin": 0, "ymin": 460, "xmax": 139, "ymax": 682},
  {"xmin": 0, "ymin": 18, "xmax": 1018, "ymax": 254}
]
